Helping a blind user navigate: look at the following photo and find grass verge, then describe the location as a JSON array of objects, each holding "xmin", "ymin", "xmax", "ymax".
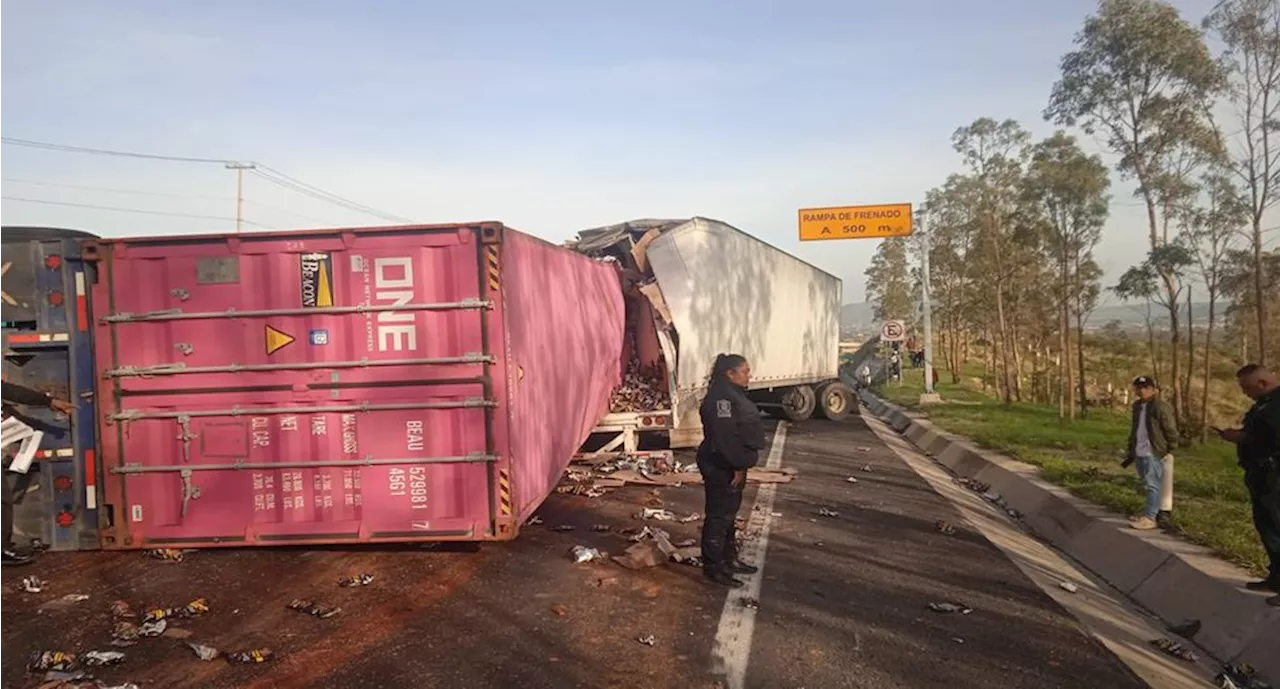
[{"xmin": 875, "ymin": 369, "xmax": 1265, "ymax": 576}]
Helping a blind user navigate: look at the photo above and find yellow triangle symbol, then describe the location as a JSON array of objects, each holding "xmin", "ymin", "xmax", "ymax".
[
  {"xmin": 316, "ymin": 263, "xmax": 333, "ymax": 307},
  {"xmin": 265, "ymin": 325, "xmax": 296, "ymax": 355}
]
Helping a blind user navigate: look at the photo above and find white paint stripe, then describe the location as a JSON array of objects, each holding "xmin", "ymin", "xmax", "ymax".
[{"xmin": 710, "ymin": 421, "xmax": 788, "ymax": 689}]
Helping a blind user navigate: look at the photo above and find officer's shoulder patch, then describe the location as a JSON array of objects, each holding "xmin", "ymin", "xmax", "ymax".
[{"xmin": 716, "ymin": 399, "xmax": 733, "ymax": 418}]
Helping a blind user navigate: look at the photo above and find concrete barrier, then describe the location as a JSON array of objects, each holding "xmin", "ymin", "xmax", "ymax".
[{"xmin": 858, "ymin": 390, "xmax": 1280, "ymax": 683}]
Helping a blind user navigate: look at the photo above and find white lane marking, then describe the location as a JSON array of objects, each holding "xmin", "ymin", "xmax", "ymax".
[
  {"xmin": 860, "ymin": 409, "xmax": 1217, "ymax": 689},
  {"xmin": 710, "ymin": 421, "xmax": 788, "ymax": 689}
]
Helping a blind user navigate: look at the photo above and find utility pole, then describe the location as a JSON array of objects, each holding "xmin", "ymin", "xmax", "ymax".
[
  {"xmin": 225, "ymin": 162, "xmax": 256, "ymax": 233},
  {"xmin": 920, "ymin": 216, "xmax": 941, "ymax": 404}
]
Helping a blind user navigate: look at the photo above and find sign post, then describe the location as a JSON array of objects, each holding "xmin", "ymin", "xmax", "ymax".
[{"xmin": 798, "ymin": 202, "xmax": 939, "ymax": 403}]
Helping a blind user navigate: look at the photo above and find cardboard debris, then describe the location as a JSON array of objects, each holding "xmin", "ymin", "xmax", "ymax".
[
  {"xmin": 614, "ymin": 541, "xmax": 662, "ymax": 570},
  {"xmin": 601, "ymin": 467, "xmax": 796, "ymax": 487}
]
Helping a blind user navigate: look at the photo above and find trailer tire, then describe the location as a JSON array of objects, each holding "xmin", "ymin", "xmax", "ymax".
[
  {"xmin": 816, "ymin": 381, "xmax": 853, "ymax": 421},
  {"xmin": 780, "ymin": 385, "xmax": 816, "ymax": 422}
]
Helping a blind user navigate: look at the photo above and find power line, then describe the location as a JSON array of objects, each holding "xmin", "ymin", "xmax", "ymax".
[
  {"xmin": 2, "ymin": 195, "xmax": 265, "ymax": 227},
  {"xmin": 2, "ymin": 137, "xmax": 414, "ymax": 224}
]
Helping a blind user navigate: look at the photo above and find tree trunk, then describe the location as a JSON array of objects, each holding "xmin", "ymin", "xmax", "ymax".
[
  {"xmin": 994, "ymin": 290, "xmax": 1013, "ymax": 404},
  {"xmin": 1253, "ymin": 217, "xmax": 1268, "ymax": 366},
  {"xmin": 1184, "ymin": 285, "xmax": 1195, "ymax": 431},
  {"xmin": 1076, "ymin": 295, "xmax": 1088, "ymax": 417},
  {"xmin": 1059, "ymin": 256, "xmax": 1069, "ymax": 420},
  {"xmin": 1161, "ymin": 274, "xmax": 1183, "ymax": 425},
  {"xmin": 1201, "ymin": 290, "xmax": 1216, "ymax": 443}
]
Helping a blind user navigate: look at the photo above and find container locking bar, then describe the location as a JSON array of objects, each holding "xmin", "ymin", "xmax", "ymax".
[
  {"xmin": 110, "ymin": 398, "xmax": 496, "ymax": 423},
  {"xmin": 101, "ymin": 298, "xmax": 492, "ymax": 324},
  {"xmin": 106, "ymin": 353, "xmax": 496, "ymax": 378},
  {"xmin": 111, "ymin": 452, "xmax": 499, "ymax": 474}
]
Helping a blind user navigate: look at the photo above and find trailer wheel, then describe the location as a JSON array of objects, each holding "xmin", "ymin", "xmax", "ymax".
[
  {"xmin": 816, "ymin": 381, "xmax": 853, "ymax": 421},
  {"xmin": 780, "ymin": 385, "xmax": 816, "ymax": 422}
]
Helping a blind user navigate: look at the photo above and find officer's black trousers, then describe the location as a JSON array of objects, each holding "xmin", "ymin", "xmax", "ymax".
[
  {"xmin": 1246, "ymin": 466, "xmax": 1280, "ymax": 581},
  {"xmin": 698, "ymin": 455, "xmax": 743, "ymax": 570}
]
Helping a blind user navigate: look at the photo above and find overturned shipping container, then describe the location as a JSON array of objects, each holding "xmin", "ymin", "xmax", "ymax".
[{"xmin": 89, "ymin": 223, "xmax": 624, "ymax": 548}]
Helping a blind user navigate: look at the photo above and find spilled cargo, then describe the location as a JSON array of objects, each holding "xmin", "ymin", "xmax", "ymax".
[{"xmin": 88, "ymin": 222, "xmax": 625, "ymax": 548}]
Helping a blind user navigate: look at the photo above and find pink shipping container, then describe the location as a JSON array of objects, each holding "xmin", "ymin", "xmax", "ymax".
[{"xmin": 87, "ymin": 222, "xmax": 625, "ymax": 548}]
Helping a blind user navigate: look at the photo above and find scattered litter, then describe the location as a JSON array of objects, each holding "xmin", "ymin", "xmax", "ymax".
[
  {"xmin": 110, "ymin": 622, "xmax": 140, "ymax": 646},
  {"xmin": 1059, "ymin": 582, "xmax": 1079, "ymax": 594},
  {"xmin": 526, "ymin": 516, "xmax": 544, "ymax": 526},
  {"xmin": 859, "ymin": 447, "xmax": 872, "ymax": 452},
  {"xmin": 741, "ymin": 597, "xmax": 759, "ymax": 610},
  {"xmin": 552, "ymin": 525, "xmax": 576, "ymax": 532},
  {"xmin": 675, "ymin": 538, "xmax": 697, "ymax": 548},
  {"xmin": 144, "ymin": 597, "xmax": 208, "ymax": 622},
  {"xmin": 551, "ymin": 604, "xmax": 569, "ymax": 617},
  {"xmin": 928, "ymin": 602, "xmax": 973, "ymax": 615},
  {"xmin": 817, "ymin": 508, "xmax": 839, "ymax": 518},
  {"xmin": 571, "ymin": 545, "xmax": 605, "ymax": 563},
  {"xmin": 670, "ymin": 546, "xmax": 702, "ymax": 566},
  {"xmin": 1150, "ymin": 637, "xmax": 1199, "ymax": 662},
  {"xmin": 162, "ymin": 627, "xmax": 194, "ymax": 640},
  {"xmin": 584, "ymin": 487, "xmax": 608, "ymax": 498},
  {"xmin": 98, "ymin": 684, "xmax": 142, "ymax": 689},
  {"xmin": 814, "ymin": 541, "xmax": 826, "ymax": 547},
  {"xmin": 1216, "ymin": 663, "xmax": 1271, "ymax": 689},
  {"xmin": 39, "ymin": 593, "xmax": 91, "ymax": 612},
  {"xmin": 189, "ymin": 643, "xmax": 221, "ymax": 661},
  {"xmin": 338, "ymin": 573, "xmax": 375, "ymax": 588},
  {"xmin": 1005, "ymin": 507, "xmax": 1023, "ymax": 519},
  {"xmin": 83, "ymin": 651, "xmax": 126, "ymax": 666},
  {"xmin": 19, "ymin": 575, "xmax": 47, "ymax": 593},
  {"xmin": 862, "ymin": 464, "xmax": 873, "ymax": 472},
  {"xmin": 935, "ymin": 520, "xmax": 956, "ymax": 535},
  {"xmin": 29, "ymin": 538, "xmax": 50, "ymax": 552},
  {"xmin": 678, "ymin": 513, "xmax": 701, "ymax": 523},
  {"xmin": 138, "ymin": 619, "xmax": 168, "ymax": 638},
  {"xmin": 845, "ymin": 477, "xmax": 858, "ymax": 484},
  {"xmin": 146, "ymin": 548, "xmax": 185, "ymax": 562},
  {"xmin": 1169, "ymin": 619, "xmax": 1202, "ymax": 638},
  {"xmin": 287, "ymin": 599, "xmax": 341, "ymax": 619},
  {"xmin": 770, "ymin": 511, "xmax": 782, "ymax": 518},
  {"xmin": 637, "ymin": 634, "xmax": 656, "ymax": 646},
  {"xmin": 227, "ymin": 648, "xmax": 273, "ymax": 664},
  {"xmin": 28, "ymin": 651, "xmax": 76, "ymax": 672},
  {"xmin": 592, "ymin": 576, "xmax": 618, "ymax": 588},
  {"xmin": 980, "ymin": 491, "xmax": 1002, "ymax": 503},
  {"xmin": 590, "ymin": 524, "xmax": 612, "ymax": 532},
  {"xmin": 614, "ymin": 541, "xmax": 662, "ymax": 570},
  {"xmin": 639, "ymin": 508, "xmax": 676, "ymax": 521},
  {"xmin": 111, "ymin": 600, "xmax": 136, "ymax": 618},
  {"xmin": 952, "ymin": 637, "xmax": 965, "ymax": 644},
  {"xmin": 43, "ymin": 669, "xmax": 92, "ymax": 683}
]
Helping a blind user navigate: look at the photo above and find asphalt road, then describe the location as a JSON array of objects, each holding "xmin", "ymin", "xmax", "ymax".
[{"xmin": 1, "ymin": 413, "xmax": 1211, "ymax": 689}]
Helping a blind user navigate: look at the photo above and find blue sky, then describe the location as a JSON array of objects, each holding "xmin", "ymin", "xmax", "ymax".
[{"xmin": 1, "ymin": 0, "xmax": 1216, "ymax": 302}]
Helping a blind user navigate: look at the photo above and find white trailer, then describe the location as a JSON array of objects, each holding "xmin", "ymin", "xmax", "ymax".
[{"xmin": 571, "ymin": 217, "xmax": 851, "ymax": 454}]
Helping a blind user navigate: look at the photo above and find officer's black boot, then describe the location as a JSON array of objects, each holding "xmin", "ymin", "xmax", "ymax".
[
  {"xmin": 729, "ymin": 560, "xmax": 758, "ymax": 575},
  {"xmin": 703, "ymin": 566, "xmax": 744, "ymax": 588}
]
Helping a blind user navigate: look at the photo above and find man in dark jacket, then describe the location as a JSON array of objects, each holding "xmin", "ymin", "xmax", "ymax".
[
  {"xmin": 697, "ymin": 354, "xmax": 765, "ymax": 588},
  {"xmin": 1123, "ymin": 376, "xmax": 1178, "ymax": 531},
  {"xmin": 1217, "ymin": 364, "xmax": 1280, "ymax": 606},
  {"xmin": 3, "ymin": 378, "xmax": 74, "ymax": 566}
]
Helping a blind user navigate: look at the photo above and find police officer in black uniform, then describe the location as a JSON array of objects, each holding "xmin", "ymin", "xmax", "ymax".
[
  {"xmin": 698, "ymin": 353, "xmax": 765, "ymax": 587},
  {"xmin": 1217, "ymin": 363, "xmax": 1280, "ymax": 605},
  {"xmin": 2, "ymin": 379, "xmax": 74, "ymax": 566}
]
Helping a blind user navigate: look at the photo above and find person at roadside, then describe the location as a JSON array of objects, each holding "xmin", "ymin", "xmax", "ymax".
[
  {"xmin": 857, "ymin": 363, "xmax": 872, "ymax": 389},
  {"xmin": 1215, "ymin": 364, "xmax": 1280, "ymax": 606},
  {"xmin": 697, "ymin": 353, "xmax": 765, "ymax": 588},
  {"xmin": 1122, "ymin": 376, "xmax": 1178, "ymax": 531},
  {"xmin": 2, "ymin": 379, "xmax": 74, "ymax": 566}
]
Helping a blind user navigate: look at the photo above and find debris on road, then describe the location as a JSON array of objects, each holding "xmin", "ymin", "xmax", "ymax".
[
  {"xmin": 526, "ymin": 516, "xmax": 544, "ymax": 526},
  {"xmin": 83, "ymin": 651, "xmax": 126, "ymax": 666},
  {"xmin": 139, "ymin": 619, "xmax": 168, "ymax": 638},
  {"xmin": 571, "ymin": 545, "xmax": 605, "ymax": 563},
  {"xmin": 28, "ymin": 651, "xmax": 77, "ymax": 672},
  {"xmin": 162, "ymin": 627, "xmax": 194, "ymax": 640},
  {"xmin": 146, "ymin": 548, "xmax": 186, "ymax": 562},
  {"xmin": 935, "ymin": 520, "xmax": 956, "ymax": 535},
  {"xmin": 338, "ymin": 574, "xmax": 375, "ymax": 588},
  {"xmin": 19, "ymin": 575, "xmax": 47, "ymax": 593},
  {"xmin": 846, "ymin": 477, "xmax": 858, "ymax": 484},
  {"xmin": 1150, "ymin": 637, "xmax": 1199, "ymax": 662},
  {"xmin": 1168, "ymin": 619, "xmax": 1202, "ymax": 638},
  {"xmin": 928, "ymin": 602, "xmax": 974, "ymax": 615},
  {"xmin": 637, "ymin": 634, "xmax": 656, "ymax": 646},
  {"xmin": 144, "ymin": 597, "xmax": 208, "ymax": 622},
  {"xmin": 551, "ymin": 604, "xmax": 569, "ymax": 617},
  {"xmin": 591, "ymin": 576, "xmax": 618, "ymax": 588},
  {"xmin": 1216, "ymin": 663, "xmax": 1271, "ymax": 689},
  {"xmin": 39, "ymin": 594, "xmax": 90, "ymax": 612},
  {"xmin": 111, "ymin": 600, "xmax": 136, "ymax": 618},
  {"xmin": 227, "ymin": 648, "xmax": 274, "ymax": 664},
  {"xmin": 861, "ymin": 464, "xmax": 873, "ymax": 472},
  {"xmin": 741, "ymin": 597, "xmax": 759, "ymax": 610},
  {"xmin": 859, "ymin": 447, "xmax": 872, "ymax": 452},
  {"xmin": 552, "ymin": 524, "xmax": 576, "ymax": 532},
  {"xmin": 590, "ymin": 524, "xmax": 612, "ymax": 532},
  {"xmin": 817, "ymin": 508, "xmax": 839, "ymax": 517},
  {"xmin": 678, "ymin": 512, "xmax": 701, "ymax": 523},
  {"xmin": 43, "ymin": 669, "xmax": 93, "ymax": 683},
  {"xmin": 615, "ymin": 541, "xmax": 662, "ymax": 569},
  {"xmin": 980, "ymin": 491, "xmax": 1002, "ymax": 503},
  {"xmin": 189, "ymin": 643, "xmax": 221, "ymax": 661},
  {"xmin": 1059, "ymin": 582, "xmax": 1079, "ymax": 594},
  {"xmin": 675, "ymin": 538, "xmax": 697, "ymax": 548},
  {"xmin": 639, "ymin": 508, "xmax": 676, "ymax": 521},
  {"xmin": 110, "ymin": 622, "xmax": 140, "ymax": 647},
  {"xmin": 287, "ymin": 599, "xmax": 342, "ymax": 619}
]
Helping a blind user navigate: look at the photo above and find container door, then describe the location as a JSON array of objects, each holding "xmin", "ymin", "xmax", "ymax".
[
  {"xmin": 90, "ymin": 226, "xmax": 508, "ymax": 548},
  {"xmin": 2, "ymin": 238, "xmax": 101, "ymax": 551}
]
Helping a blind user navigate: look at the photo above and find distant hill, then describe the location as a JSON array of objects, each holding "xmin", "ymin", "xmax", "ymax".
[{"xmin": 840, "ymin": 301, "xmax": 1228, "ymax": 336}]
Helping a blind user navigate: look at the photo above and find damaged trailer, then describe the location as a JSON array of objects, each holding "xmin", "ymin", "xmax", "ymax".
[
  {"xmin": 89, "ymin": 222, "xmax": 624, "ymax": 549},
  {"xmin": 568, "ymin": 217, "xmax": 852, "ymax": 457}
]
